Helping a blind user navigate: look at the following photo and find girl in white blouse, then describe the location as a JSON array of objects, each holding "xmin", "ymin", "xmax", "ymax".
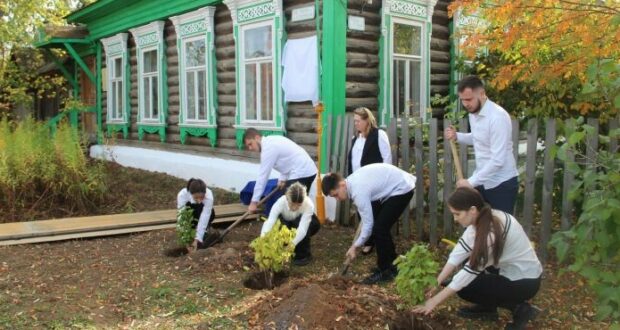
[
  {"xmin": 177, "ymin": 178, "xmax": 215, "ymax": 252},
  {"xmin": 260, "ymin": 182, "xmax": 320, "ymax": 266},
  {"xmin": 414, "ymin": 187, "xmax": 542, "ymax": 330}
]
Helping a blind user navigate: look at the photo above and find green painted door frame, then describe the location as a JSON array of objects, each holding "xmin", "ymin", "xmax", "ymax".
[{"xmin": 320, "ymin": 0, "xmax": 347, "ymax": 172}]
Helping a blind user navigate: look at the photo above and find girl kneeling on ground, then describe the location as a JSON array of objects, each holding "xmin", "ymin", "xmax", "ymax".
[
  {"xmin": 260, "ymin": 182, "xmax": 321, "ymax": 266},
  {"xmin": 414, "ymin": 187, "xmax": 542, "ymax": 330},
  {"xmin": 177, "ymin": 178, "xmax": 215, "ymax": 252}
]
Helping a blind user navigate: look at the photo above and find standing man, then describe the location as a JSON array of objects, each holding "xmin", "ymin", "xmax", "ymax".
[
  {"xmin": 444, "ymin": 75, "xmax": 519, "ymax": 214},
  {"xmin": 322, "ymin": 163, "xmax": 416, "ymax": 284},
  {"xmin": 244, "ymin": 128, "xmax": 317, "ymax": 213}
]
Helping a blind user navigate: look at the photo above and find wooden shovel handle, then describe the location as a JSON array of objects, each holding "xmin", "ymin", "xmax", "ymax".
[
  {"xmin": 449, "ymin": 139, "xmax": 464, "ymax": 181},
  {"xmin": 208, "ymin": 187, "xmax": 283, "ymax": 247}
]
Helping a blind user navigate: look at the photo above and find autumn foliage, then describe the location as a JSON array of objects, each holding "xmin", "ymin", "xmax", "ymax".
[{"xmin": 450, "ymin": 0, "xmax": 620, "ymax": 117}]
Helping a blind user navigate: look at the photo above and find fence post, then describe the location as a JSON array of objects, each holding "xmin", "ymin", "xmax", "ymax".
[
  {"xmin": 511, "ymin": 118, "xmax": 520, "ymax": 216},
  {"xmin": 522, "ymin": 118, "xmax": 538, "ymax": 235},
  {"xmin": 458, "ymin": 118, "xmax": 469, "ymax": 177},
  {"xmin": 609, "ymin": 115, "xmax": 619, "ymax": 154},
  {"xmin": 540, "ymin": 118, "xmax": 556, "ymax": 262},
  {"xmin": 561, "ymin": 120, "xmax": 575, "ymax": 230},
  {"xmin": 443, "ymin": 119, "xmax": 454, "ymax": 238},
  {"xmin": 429, "ymin": 118, "xmax": 438, "ymax": 246},
  {"xmin": 585, "ymin": 118, "xmax": 599, "ymax": 193},
  {"xmin": 400, "ymin": 116, "xmax": 411, "ymax": 237},
  {"xmin": 414, "ymin": 117, "xmax": 425, "ymax": 240}
]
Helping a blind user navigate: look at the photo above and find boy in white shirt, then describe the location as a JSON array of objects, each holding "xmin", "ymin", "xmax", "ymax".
[
  {"xmin": 243, "ymin": 128, "xmax": 317, "ymax": 214},
  {"xmin": 322, "ymin": 163, "xmax": 416, "ymax": 284}
]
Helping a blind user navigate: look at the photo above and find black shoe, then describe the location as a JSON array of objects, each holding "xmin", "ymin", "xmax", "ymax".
[
  {"xmin": 292, "ymin": 255, "xmax": 312, "ymax": 266},
  {"xmin": 457, "ymin": 304, "xmax": 499, "ymax": 320},
  {"xmin": 361, "ymin": 267, "xmax": 397, "ymax": 285},
  {"xmin": 505, "ymin": 303, "xmax": 541, "ymax": 330}
]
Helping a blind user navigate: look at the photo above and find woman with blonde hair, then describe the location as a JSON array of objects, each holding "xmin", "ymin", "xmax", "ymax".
[
  {"xmin": 347, "ymin": 107, "xmax": 392, "ymax": 255},
  {"xmin": 260, "ymin": 182, "xmax": 321, "ymax": 266}
]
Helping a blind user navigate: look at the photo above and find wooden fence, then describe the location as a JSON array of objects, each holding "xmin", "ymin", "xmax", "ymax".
[{"xmin": 325, "ymin": 114, "xmax": 620, "ymax": 261}]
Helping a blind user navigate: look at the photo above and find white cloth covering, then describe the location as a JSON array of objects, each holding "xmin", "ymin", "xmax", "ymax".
[{"xmin": 281, "ymin": 35, "xmax": 319, "ymax": 105}]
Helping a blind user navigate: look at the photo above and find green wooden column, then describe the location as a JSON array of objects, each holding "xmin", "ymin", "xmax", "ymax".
[{"xmin": 320, "ymin": 0, "xmax": 347, "ymax": 172}]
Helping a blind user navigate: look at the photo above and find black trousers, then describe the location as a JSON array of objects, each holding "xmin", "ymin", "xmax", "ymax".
[
  {"xmin": 371, "ymin": 189, "xmax": 414, "ymax": 271},
  {"xmin": 282, "ymin": 214, "xmax": 321, "ymax": 260},
  {"xmin": 457, "ymin": 270, "xmax": 541, "ymax": 311},
  {"xmin": 475, "ymin": 176, "xmax": 518, "ymax": 215},
  {"xmin": 286, "ymin": 173, "xmax": 317, "ymax": 194}
]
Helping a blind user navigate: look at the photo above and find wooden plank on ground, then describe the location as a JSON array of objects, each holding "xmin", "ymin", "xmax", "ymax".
[
  {"xmin": 522, "ymin": 118, "xmax": 538, "ymax": 235},
  {"xmin": 429, "ymin": 118, "xmax": 438, "ymax": 246},
  {"xmin": 0, "ymin": 204, "xmax": 246, "ymax": 241},
  {"xmin": 540, "ymin": 118, "xmax": 556, "ymax": 262}
]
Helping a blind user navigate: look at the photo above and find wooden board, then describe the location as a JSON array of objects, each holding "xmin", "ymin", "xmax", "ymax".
[{"xmin": 0, "ymin": 204, "xmax": 247, "ymax": 242}]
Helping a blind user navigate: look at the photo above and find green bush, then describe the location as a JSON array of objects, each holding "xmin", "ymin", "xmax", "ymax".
[
  {"xmin": 0, "ymin": 118, "xmax": 106, "ymax": 221},
  {"xmin": 176, "ymin": 206, "xmax": 196, "ymax": 246},
  {"xmin": 250, "ymin": 221, "xmax": 296, "ymax": 273},
  {"xmin": 394, "ymin": 244, "xmax": 439, "ymax": 306},
  {"xmin": 550, "ymin": 117, "xmax": 620, "ymax": 321}
]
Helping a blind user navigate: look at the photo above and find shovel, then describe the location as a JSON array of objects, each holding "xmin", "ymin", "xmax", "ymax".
[
  {"xmin": 202, "ymin": 187, "xmax": 282, "ymax": 248},
  {"xmin": 329, "ymin": 222, "xmax": 362, "ymax": 278}
]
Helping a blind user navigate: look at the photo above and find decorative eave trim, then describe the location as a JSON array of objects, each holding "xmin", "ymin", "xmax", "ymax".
[
  {"xmin": 224, "ymin": 0, "xmax": 282, "ymax": 25},
  {"xmin": 383, "ymin": 0, "xmax": 437, "ymax": 22},
  {"xmin": 101, "ymin": 33, "xmax": 128, "ymax": 55},
  {"xmin": 170, "ymin": 6, "xmax": 216, "ymax": 36},
  {"xmin": 129, "ymin": 21, "xmax": 165, "ymax": 48}
]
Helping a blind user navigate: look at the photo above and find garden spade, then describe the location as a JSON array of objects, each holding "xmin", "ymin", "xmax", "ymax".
[
  {"xmin": 449, "ymin": 139, "xmax": 464, "ymax": 181},
  {"xmin": 202, "ymin": 187, "xmax": 282, "ymax": 248},
  {"xmin": 329, "ymin": 222, "xmax": 362, "ymax": 279}
]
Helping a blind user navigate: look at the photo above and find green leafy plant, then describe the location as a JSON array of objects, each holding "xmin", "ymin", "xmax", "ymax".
[
  {"xmin": 250, "ymin": 221, "xmax": 296, "ymax": 273},
  {"xmin": 394, "ymin": 244, "xmax": 439, "ymax": 306},
  {"xmin": 61, "ymin": 97, "xmax": 90, "ymax": 113},
  {"xmin": 0, "ymin": 118, "xmax": 106, "ymax": 222},
  {"xmin": 176, "ymin": 206, "xmax": 196, "ymax": 246},
  {"xmin": 550, "ymin": 117, "xmax": 620, "ymax": 321}
]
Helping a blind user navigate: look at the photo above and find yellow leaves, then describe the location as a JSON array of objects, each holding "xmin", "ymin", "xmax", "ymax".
[{"xmin": 250, "ymin": 221, "xmax": 297, "ymax": 273}]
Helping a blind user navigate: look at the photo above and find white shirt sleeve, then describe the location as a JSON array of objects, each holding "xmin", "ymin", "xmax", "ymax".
[
  {"xmin": 447, "ymin": 226, "xmax": 474, "ymax": 267},
  {"xmin": 261, "ymin": 196, "xmax": 286, "ymax": 236},
  {"xmin": 292, "ymin": 200, "xmax": 315, "ymax": 246},
  {"xmin": 252, "ymin": 144, "xmax": 278, "ymax": 203},
  {"xmin": 456, "ymin": 132, "xmax": 474, "ymax": 145},
  {"xmin": 378, "ymin": 129, "xmax": 392, "ymax": 165},
  {"xmin": 353, "ymin": 192, "xmax": 374, "ymax": 247},
  {"xmin": 194, "ymin": 190, "xmax": 214, "ymax": 242},
  {"xmin": 467, "ymin": 116, "xmax": 512, "ymax": 187},
  {"xmin": 177, "ymin": 189, "xmax": 189, "ymax": 209}
]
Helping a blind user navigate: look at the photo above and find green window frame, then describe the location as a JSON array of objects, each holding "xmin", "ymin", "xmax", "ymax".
[
  {"xmin": 130, "ymin": 21, "xmax": 168, "ymax": 142},
  {"xmin": 224, "ymin": 0, "xmax": 286, "ymax": 149},
  {"xmin": 171, "ymin": 7, "xmax": 218, "ymax": 146},
  {"xmin": 101, "ymin": 33, "xmax": 130, "ymax": 138},
  {"xmin": 379, "ymin": 0, "xmax": 437, "ymax": 125}
]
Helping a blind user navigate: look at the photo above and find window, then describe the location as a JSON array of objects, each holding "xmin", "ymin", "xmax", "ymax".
[
  {"xmin": 129, "ymin": 21, "xmax": 167, "ymax": 142},
  {"xmin": 109, "ymin": 56, "xmax": 124, "ymax": 121},
  {"xmin": 101, "ymin": 33, "xmax": 129, "ymax": 137},
  {"xmin": 183, "ymin": 37, "xmax": 207, "ymax": 122},
  {"xmin": 392, "ymin": 21, "xmax": 423, "ymax": 119},
  {"xmin": 241, "ymin": 22, "xmax": 274, "ymax": 123},
  {"xmin": 378, "ymin": 0, "xmax": 436, "ymax": 125},
  {"xmin": 141, "ymin": 48, "xmax": 159, "ymax": 121}
]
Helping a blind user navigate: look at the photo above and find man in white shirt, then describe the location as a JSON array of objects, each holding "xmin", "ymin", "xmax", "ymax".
[
  {"xmin": 322, "ymin": 163, "xmax": 416, "ymax": 284},
  {"xmin": 445, "ymin": 76, "xmax": 519, "ymax": 214},
  {"xmin": 244, "ymin": 128, "xmax": 317, "ymax": 213}
]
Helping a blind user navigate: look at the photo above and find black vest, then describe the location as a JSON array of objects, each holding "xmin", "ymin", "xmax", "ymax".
[{"xmin": 347, "ymin": 128, "xmax": 384, "ymax": 175}]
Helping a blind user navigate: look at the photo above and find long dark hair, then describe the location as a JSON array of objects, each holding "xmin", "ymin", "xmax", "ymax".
[
  {"xmin": 186, "ymin": 178, "xmax": 207, "ymax": 195},
  {"xmin": 448, "ymin": 187, "xmax": 504, "ymax": 270}
]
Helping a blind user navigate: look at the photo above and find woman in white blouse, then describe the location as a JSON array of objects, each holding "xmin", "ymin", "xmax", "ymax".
[
  {"xmin": 347, "ymin": 107, "xmax": 392, "ymax": 255},
  {"xmin": 414, "ymin": 187, "xmax": 542, "ymax": 330},
  {"xmin": 260, "ymin": 182, "xmax": 321, "ymax": 266},
  {"xmin": 177, "ymin": 178, "xmax": 215, "ymax": 252}
]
